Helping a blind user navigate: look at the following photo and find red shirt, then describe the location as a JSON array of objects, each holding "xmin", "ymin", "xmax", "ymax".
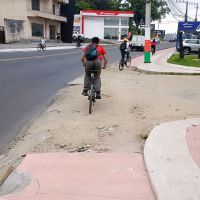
[
  {"xmin": 151, "ymin": 41, "xmax": 156, "ymax": 46},
  {"xmin": 83, "ymin": 44, "xmax": 106, "ymax": 61}
]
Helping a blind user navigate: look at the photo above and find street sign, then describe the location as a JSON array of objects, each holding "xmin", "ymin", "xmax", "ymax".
[{"xmin": 178, "ymin": 21, "xmax": 200, "ymax": 31}]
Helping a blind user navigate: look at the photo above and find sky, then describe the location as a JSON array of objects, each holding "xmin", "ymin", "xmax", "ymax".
[{"xmin": 153, "ymin": 0, "xmax": 200, "ymax": 34}]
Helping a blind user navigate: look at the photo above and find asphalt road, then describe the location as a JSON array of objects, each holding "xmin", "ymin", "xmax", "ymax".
[{"xmin": 0, "ymin": 42, "xmax": 175, "ymax": 153}]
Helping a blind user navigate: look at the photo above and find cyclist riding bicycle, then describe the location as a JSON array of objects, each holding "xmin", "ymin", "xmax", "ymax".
[
  {"xmin": 119, "ymin": 38, "xmax": 130, "ymax": 63},
  {"xmin": 151, "ymin": 38, "xmax": 157, "ymax": 55},
  {"xmin": 81, "ymin": 37, "xmax": 108, "ymax": 99},
  {"xmin": 40, "ymin": 36, "xmax": 46, "ymax": 49}
]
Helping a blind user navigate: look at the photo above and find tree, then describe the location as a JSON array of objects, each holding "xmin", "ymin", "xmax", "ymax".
[
  {"xmin": 75, "ymin": 0, "xmax": 123, "ymax": 14},
  {"xmin": 75, "ymin": 0, "xmax": 91, "ymax": 14},
  {"xmin": 122, "ymin": 0, "xmax": 170, "ymax": 33}
]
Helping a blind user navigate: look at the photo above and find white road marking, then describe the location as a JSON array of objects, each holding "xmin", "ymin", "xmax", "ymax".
[{"xmin": 0, "ymin": 51, "xmax": 82, "ymax": 62}]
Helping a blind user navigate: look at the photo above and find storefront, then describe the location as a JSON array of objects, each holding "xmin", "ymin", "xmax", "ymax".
[{"xmin": 80, "ymin": 10, "xmax": 134, "ymax": 40}]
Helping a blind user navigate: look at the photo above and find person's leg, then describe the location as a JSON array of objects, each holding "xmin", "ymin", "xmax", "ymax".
[
  {"xmin": 151, "ymin": 45, "xmax": 153, "ymax": 55},
  {"xmin": 82, "ymin": 60, "xmax": 93, "ymax": 96},
  {"xmin": 127, "ymin": 51, "xmax": 130, "ymax": 59},
  {"xmin": 121, "ymin": 51, "xmax": 125, "ymax": 65},
  {"xmin": 93, "ymin": 59, "xmax": 102, "ymax": 99}
]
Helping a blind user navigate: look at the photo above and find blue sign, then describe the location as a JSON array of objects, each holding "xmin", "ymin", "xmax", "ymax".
[{"xmin": 178, "ymin": 21, "xmax": 200, "ymax": 31}]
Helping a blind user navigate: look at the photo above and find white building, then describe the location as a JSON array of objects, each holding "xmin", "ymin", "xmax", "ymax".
[{"xmin": 80, "ymin": 10, "xmax": 134, "ymax": 40}]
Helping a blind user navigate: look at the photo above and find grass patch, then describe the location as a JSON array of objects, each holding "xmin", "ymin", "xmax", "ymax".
[{"xmin": 167, "ymin": 54, "xmax": 200, "ymax": 68}]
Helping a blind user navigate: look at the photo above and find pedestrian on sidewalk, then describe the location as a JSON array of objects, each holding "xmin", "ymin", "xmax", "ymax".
[
  {"xmin": 151, "ymin": 39, "xmax": 156, "ymax": 55},
  {"xmin": 56, "ymin": 33, "xmax": 61, "ymax": 42},
  {"xmin": 76, "ymin": 35, "xmax": 82, "ymax": 48},
  {"xmin": 81, "ymin": 37, "xmax": 108, "ymax": 99}
]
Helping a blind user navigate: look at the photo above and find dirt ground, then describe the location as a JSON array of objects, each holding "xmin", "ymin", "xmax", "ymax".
[{"xmin": 1, "ymin": 66, "xmax": 200, "ymax": 167}]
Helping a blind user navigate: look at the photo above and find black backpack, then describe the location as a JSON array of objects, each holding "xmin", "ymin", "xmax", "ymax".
[
  {"xmin": 85, "ymin": 44, "xmax": 98, "ymax": 60},
  {"xmin": 119, "ymin": 42, "xmax": 127, "ymax": 51}
]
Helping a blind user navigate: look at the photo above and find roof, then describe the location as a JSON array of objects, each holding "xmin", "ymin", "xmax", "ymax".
[{"xmin": 81, "ymin": 10, "xmax": 134, "ymax": 17}]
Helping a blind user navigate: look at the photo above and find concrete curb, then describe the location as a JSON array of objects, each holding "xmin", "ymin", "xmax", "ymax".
[
  {"xmin": 0, "ymin": 165, "xmax": 13, "ymax": 187},
  {"xmin": 144, "ymin": 118, "xmax": 200, "ymax": 200},
  {"xmin": 134, "ymin": 66, "xmax": 200, "ymax": 76}
]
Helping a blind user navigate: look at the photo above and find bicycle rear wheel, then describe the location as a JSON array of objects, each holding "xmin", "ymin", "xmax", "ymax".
[
  {"xmin": 119, "ymin": 59, "xmax": 124, "ymax": 71},
  {"xmin": 89, "ymin": 84, "xmax": 94, "ymax": 114},
  {"xmin": 37, "ymin": 44, "xmax": 41, "ymax": 51}
]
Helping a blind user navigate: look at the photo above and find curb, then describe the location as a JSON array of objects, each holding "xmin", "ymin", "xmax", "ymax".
[
  {"xmin": 144, "ymin": 118, "xmax": 200, "ymax": 200},
  {"xmin": 134, "ymin": 66, "xmax": 200, "ymax": 76},
  {"xmin": 0, "ymin": 165, "xmax": 13, "ymax": 187}
]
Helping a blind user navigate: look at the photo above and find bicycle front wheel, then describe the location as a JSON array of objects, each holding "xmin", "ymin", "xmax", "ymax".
[
  {"xmin": 127, "ymin": 57, "xmax": 131, "ymax": 68},
  {"xmin": 43, "ymin": 45, "xmax": 46, "ymax": 51},
  {"xmin": 119, "ymin": 60, "xmax": 124, "ymax": 71},
  {"xmin": 89, "ymin": 84, "xmax": 94, "ymax": 114}
]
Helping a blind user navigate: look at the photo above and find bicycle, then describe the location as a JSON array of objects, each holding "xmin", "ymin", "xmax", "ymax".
[
  {"xmin": 88, "ymin": 70, "xmax": 99, "ymax": 114},
  {"xmin": 37, "ymin": 43, "xmax": 46, "ymax": 51},
  {"xmin": 119, "ymin": 53, "xmax": 131, "ymax": 71}
]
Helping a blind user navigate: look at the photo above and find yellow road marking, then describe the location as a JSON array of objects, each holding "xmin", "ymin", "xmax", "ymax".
[{"xmin": 0, "ymin": 51, "xmax": 82, "ymax": 62}]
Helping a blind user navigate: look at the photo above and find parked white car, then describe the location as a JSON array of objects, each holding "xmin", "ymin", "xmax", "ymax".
[{"xmin": 183, "ymin": 39, "xmax": 200, "ymax": 54}]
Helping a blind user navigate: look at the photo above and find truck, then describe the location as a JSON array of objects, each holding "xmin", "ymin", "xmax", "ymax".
[{"xmin": 129, "ymin": 35, "xmax": 145, "ymax": 51}]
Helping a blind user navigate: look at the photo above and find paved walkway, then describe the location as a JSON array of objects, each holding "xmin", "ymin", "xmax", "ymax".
[
  {"xmin": 0, "ymin": 47, "xmax": 200, "ymax": 199},
  {"xmin": 0, "ymin": 153, "xmax": 155, "ymax": 200},
  {"xmin": 132, "ymin": 48, "xmax": 200, "ymax": 75},
  {"xmin": 144, "ymin": 118, "xmax": 200, "ymax": 200},
  {"xmin": 0, "ymin": 41, "xmax": 114, "ymax": 52}
]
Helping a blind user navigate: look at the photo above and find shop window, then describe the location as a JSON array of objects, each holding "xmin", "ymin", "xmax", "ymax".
[
  {"xmin": 32, "ymin": 23, "xmax": 43, "ymax": 37},
  {"xmin": 104, "ymin": 27, "xmax": 119, "ymax": 40},
  {"xmin": 104, "ymin": 18, "xmax": 119, "ymax": 26},
  {"xmin": 32, "ymin": 0, "xmax": 40, "ymax": 11},
  {"xmin": 121, "ymin": 28, "xmax": 128, "ymax": 39},
  {"xmin": 121, "ymin": 19, "xmax": 129, "ymax": 26}
]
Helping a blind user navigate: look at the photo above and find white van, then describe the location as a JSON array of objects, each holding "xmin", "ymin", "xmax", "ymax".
[{"xmin": 130, "ymin": 35, "xmax": 145, "ymax": 51}]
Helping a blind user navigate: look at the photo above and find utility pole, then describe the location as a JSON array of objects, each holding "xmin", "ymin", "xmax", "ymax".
[
  {"xmin": 195, "ymin": 3, "xmax": 198, "ymax": 22},
  {"xmin": 176, "ymin": 0, "xmax": 198, "ymax": 21},
  {"xmin": 185, "ymin": 1, "xmax": 188, "ymax": 22},
  {"xmin": 144, "ymin": 0, "xmax": 151, "ymax": 63}
]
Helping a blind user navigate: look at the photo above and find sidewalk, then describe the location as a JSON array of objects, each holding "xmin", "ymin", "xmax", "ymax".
[
  {"xmin": 136, "ymin": 49, "xmax": 200, "ymax": 199},
  {"xmin": 0, "ymin": 41, "xmax": 115, "ymax": 52},
  {"xmin": 0, "ymin": 42, "xmax": 80, "ymax": 52},
  {"xmin": 132, "ymin": 47, "xmax": 200, "ymax": 75},
  {"xmin": 0, "ymin": 48, "xmax": 200, "ymax": 200}
]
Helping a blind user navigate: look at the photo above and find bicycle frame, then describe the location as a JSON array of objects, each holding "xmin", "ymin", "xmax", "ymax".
[
  {"xmin": 119, "ymin": 53, "xmax": 131, "ymax": 71},
  {"xmin": 88, "ymin": 70, "xmax": 98, "ymax": 114}
]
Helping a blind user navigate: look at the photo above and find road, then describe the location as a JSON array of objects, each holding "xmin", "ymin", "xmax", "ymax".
[{"xmin": 0, "ymin": 42, "xmax": 175, "ymax": 153}]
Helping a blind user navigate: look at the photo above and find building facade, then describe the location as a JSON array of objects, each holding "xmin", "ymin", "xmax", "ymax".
[
  {"xmin": 0, "ymin": 0, "xmax": 68, "ymax": 43},
  {"xmin": 80, "ymin": 10, "xmax": 134, "ymax": 41}
]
